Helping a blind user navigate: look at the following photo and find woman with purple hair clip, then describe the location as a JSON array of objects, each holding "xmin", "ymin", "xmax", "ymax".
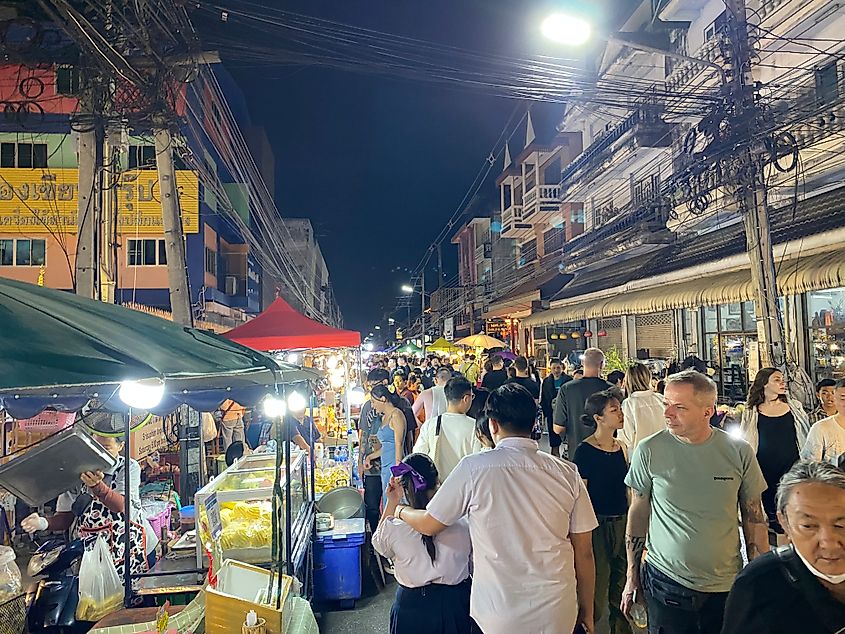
[{"xmin": 373, "ymin": 453, "xmax": 477, "ymax": 633}]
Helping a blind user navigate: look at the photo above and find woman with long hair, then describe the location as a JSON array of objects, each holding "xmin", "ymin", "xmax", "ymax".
[
  {"xmin": 618, "ymin": 363, "xmax": 665, "ymax": 454},
  {"xmin": 573, "ymin": 391, "xmax": 631, "ymax": 634},
  {"xmin": 374, "ymin": 453, "xmax": 475, "ymax": 634},
  {"xmin": 366, "ymin": 384, "xmax": 407, "ymax": 508},
  {"xmin": 740, "ymin": 367, "xmax": 810, "ymax": 537}
]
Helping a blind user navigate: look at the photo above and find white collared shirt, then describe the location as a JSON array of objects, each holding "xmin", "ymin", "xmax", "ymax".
[
  {"xmin": 413, "ymin": 412, "xmax": 483, "ymax": 481},
  {"xmin": 372, "ymin": 516, "xmax": 471, "ymax": 588},
  {"xmin": 426, "ymin": 436, "xmax": 598, "ymax": 634}
]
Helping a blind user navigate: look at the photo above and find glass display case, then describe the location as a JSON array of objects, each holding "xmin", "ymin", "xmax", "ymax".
[{"xmin": 195, "ymin": 449, "xmax": 308, "ymax": 568}]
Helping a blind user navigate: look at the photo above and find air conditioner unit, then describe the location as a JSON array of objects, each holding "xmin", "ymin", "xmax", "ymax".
[{"xmin": 225, "ymin": 275, "xmax": 238, "ymax": 295}]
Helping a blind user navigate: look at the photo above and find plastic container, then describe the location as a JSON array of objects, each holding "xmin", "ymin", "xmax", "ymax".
[
  {"xmin": 313, "ymin": 518, "xmax": 366, "ymax": 608},
  {"xmin": 147, "ymin": 504, "xmax": 172, "ymax": 540},
  {"xmin": 16, "ymin": 411, "xmax": 75, "ymax": 433}
]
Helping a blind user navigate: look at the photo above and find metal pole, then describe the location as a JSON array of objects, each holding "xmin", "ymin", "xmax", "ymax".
[
  {"xmin": 154, "ymin": 126, "xmax": 194, "ymax": 327},
  {"xmin": 123, "ymin": 411, "xmax": 132, "ymax": 607},
  {"xmin": 420, "ymin": 274, "xmax": 426, "ymax": 357}
]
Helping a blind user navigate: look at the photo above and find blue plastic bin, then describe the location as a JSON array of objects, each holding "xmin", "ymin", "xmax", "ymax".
[{"xmin": 313, "ymin": 518, "xmax": 366, "ymax": 608}]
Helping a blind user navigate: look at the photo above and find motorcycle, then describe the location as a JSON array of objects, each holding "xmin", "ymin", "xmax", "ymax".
[{"xmin": 25, "ymin": 539, "xmax": 89, "ymax": 634}]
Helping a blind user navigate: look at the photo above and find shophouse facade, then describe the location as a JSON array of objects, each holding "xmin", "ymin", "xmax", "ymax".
[{"xmin": 515, "ymin": 0, "xmax": 845, "ymax": 400}]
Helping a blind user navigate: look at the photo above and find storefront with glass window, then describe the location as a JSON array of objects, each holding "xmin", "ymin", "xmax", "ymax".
[
  {"xmin": 805, "ymin": 287, "xmax": 845, "ymax": 381},
  {"xmin": 699, "ymin": 302, "xmax": 759, "ymax": 402}
]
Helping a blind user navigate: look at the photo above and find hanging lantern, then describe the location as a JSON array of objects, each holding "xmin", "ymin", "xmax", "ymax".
[
  {"xmin": 597, "ymin": 329, "xmax": 608, "ymax": 337},
  {"xmin": 550, "ymin": 333, "xmax": 559, "ymax": 340},
  {"xmin": 571, "ymin": 331, "xmax": 581, "ymax": 339},
  {"xmin": 584, "ymin": 330, "xmax": 593, "ymax": 338},
  {"xmin": 559, "ymin": 333, "xmax": 569, "ymax": 340}
]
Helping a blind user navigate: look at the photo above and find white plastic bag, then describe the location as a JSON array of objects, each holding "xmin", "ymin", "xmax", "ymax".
[{"xmin": 76, "ymin": 535, "xmax": 123, "ymax": 622}]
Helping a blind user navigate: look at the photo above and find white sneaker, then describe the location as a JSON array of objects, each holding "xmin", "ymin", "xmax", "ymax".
[{"xmin": 383, "ymin": 559, "xmax": 395, "ymax": 575}]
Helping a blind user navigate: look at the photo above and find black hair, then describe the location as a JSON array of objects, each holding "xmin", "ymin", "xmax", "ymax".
[
  {"xmin": 817, "ymin": 378, "xmax": 837, "ymax": 392},
  {"xmin": 549, "ymin": 357, "xmax": 562, "ymax": 365},
  {"xmin": 607, "ymin": 370, "xmax": 625, "ymax": 386},
  {"xmin": 467, "ymin": 387, "xmax": 490, "ymax": 420},
  {"xmin": 490, "ymin": 354, "xmax": 503, "ymax": 366},
  {"xmin": 656, "ymin": 379, "xmax": 666, "ymax": 394},
  {"xmin": 514, "ymin": 356, "xmax": 529, "ymax": 372},
  {"xmin": 444, "ymin": 376, "xmax": 473, "ymax": 403},
  {"xmin": 836, "ymin": 379, "xmax": 845, "ymax": 390},
  {"xmin": 225, "ymin": 441, "xmax": 246, "ymax": 466},
  {"xmin": 475, "ymin": 412, "xmax": 494, "ymax": 447},
  {"xmin": 485, "ymin": 383, "xmax": 537, "ymax": 434},
  {"xmin": 371, "ymin": 384, "xmax": 403, "ymax": 408},
  {"xmin": 580, "ymin": 390, "xmax": 619, "ymax": 428},
  {"xmin": 398, "ymin": 453, "xmax": 439, "ymax": 563},
  {"xmin": 367, "ymin": 368, "xmax": 390, "ymax": 383}
]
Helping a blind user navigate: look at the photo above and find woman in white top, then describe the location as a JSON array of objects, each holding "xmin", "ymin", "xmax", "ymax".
[
  {"xmin": 618, "ymin": 363, "xmax": 665, "ymax": 454},
  {"xmin": 373, "ymin": 453, "xmax": 475, "ymax": 634},
  {"xmin": 802, "ymin": 378, "xmax": 845, "ymax": 468}
]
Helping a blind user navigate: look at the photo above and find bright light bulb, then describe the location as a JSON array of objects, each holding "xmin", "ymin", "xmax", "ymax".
[
  {"xmin": 286, "ymin": 353, "xmax": 299, "ymax": 364},
  {"xmin": 364, "ymin": 342, "xmax": 374, "ymax": 352},
  {"xmin": 119, "ymin": 378, "xmax": 165, "ymax": 409},
  {"xmin": 263, "ymin": 395, "xmax": 287, "ymax": 418},
  {"xmin": 331, "ymin": 375, "xmax": 344, "ymax": 389},
  {"xmin": 348, "ymin": 387, "xmax": 366, "ymax": 406},
  {"xmin": 327, "ymin": 355, "xmax": 339, "ymax": 370},
  {"xmin": 728, "ymin": 425, "xmax": 744, "ymax": 439},
  {"xmin": 541, "ymin": 13, "xmax": 592, "ymax": 46},
  {"xmin": 287, "ymin": 391, "xmax": 307, "ymax": 412}
]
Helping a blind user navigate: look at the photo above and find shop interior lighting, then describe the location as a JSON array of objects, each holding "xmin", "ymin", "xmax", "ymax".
[
  {"xmin": 327, "ymin": 355, "xmax": 340, "ymax": 370},
  {"xmin": 119, "ymin": 378, "xmax": 165, "ymax": 409},
  {"xmin": 263, "ymin": 395, "xmax": 287, "ymax": 418},
  {"xmin": 286, "ymin": 353, "xmax": 299, "ymax": 364}
]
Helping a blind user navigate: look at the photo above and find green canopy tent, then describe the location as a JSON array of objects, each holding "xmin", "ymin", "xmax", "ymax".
[{"xmin": 0, "ymin": 278, "xmax": 317, "ymax": 602}]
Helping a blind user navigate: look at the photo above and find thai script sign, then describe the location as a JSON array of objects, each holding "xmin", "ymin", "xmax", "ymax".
[{"xmin": 0, "ymin": 168, "xmax": 199, "ymax": 233}]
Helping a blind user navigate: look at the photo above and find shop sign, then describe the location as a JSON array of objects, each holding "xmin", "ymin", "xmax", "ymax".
[
  {"xmin": 205, "ymin": 492, "xmax": 223, "ymax": 541},
  {"xmin": 443, "ymin": 317, "xmax": 454, "ymax": 341},
  {"xmin": 0, "ymin": 168, "xmax": 199, "ymax": 233},
  {"xmin": 485, "ymin": 319, "xmax": 509, "ymax": 339},
  {"xmin": 130, "ymin": 416, "xmax": 169, "ymax": 459}
]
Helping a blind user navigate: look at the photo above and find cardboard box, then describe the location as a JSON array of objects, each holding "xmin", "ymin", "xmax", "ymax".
[{"xmin": 205, "ymin": 560, "xmax": 293, "ymax": 634}]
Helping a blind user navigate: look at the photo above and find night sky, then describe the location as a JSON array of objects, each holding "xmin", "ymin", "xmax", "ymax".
[{"xmin": 204, "ymin": 0, "xmax": 619, "ymax": 333}]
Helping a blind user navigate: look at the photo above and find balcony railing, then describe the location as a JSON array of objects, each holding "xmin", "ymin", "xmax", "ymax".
[
  {"xmin": 501, "ymin": 204, "xmax": 524, "ymax": 230},
  {"xmin": 559, "ymin": 108, "xmax": 670, "ymax": 189}
]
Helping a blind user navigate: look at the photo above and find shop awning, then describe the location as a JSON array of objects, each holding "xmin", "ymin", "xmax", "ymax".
[
  {"xmin": 524, "ymin": 248, "xmax": 845, "ymax": 328},
  {"xmin": 224, "ymin": 297, "xmax": 361, "ymax": 350}
]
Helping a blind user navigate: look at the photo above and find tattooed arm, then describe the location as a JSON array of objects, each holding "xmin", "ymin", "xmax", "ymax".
[
  {"xmin": 739, "ymin": 496, "xmax": 769, "ymax": 561},
  {"xmin": 620, "ymin": 487, "xmax": 650, "ymax": 617}
]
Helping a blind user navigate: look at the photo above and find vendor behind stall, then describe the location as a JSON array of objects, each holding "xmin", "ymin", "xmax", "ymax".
[{"xmin": 22, "ymin": 432, "xmax": 159, "ymax": 582}]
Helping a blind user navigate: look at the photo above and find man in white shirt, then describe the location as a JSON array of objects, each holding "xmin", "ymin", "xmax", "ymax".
[
  {"xmin": 414, "ymin": 376, "xmax": 482, "ymax": 480},
  {"xmin": 396, "ymin": 383, "xmax": 598, "ymax": 634},
  {"xmin": 412, "ymin": 366, "xmax": 452, "ymax": 421}
]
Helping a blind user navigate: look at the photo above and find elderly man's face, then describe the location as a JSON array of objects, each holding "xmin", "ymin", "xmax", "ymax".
[{"xmin": 779, "ymin": 482, "xmax": 845, "ymax": 577}]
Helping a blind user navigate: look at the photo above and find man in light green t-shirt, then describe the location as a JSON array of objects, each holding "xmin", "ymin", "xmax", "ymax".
[{"xmin": 620, "ymin": 370, "xmax": 768, "ymax": 634}]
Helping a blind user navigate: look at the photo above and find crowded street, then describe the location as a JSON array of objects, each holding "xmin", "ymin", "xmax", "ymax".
[{"xmin": 1, "ymin": 0, "xmax": 845, "ymax": 632}]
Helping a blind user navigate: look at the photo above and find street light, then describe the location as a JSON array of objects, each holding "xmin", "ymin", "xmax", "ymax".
[
  {"xmin": 400, "ymin": 282, "xmax": 427, "ymax": 356},
  {"xmin": 540, "ymin": 12, "xmax": 727, "ymax": 83},
  {"xmin": 541, "ymin": 13, "xmax": 591, "ymax": 46}
]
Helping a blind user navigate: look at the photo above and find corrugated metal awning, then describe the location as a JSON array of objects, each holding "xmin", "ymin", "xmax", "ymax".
[{"xmin": 523, "ymin": 249, "xmax": 845, "ymax": 328}]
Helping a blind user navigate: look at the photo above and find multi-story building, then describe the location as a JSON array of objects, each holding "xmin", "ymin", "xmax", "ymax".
[
  {"xmin": 268, "ymin": 218, "xmax": 343, "ymax": 328},
  {"xmin": 518, "ymin": 0, "xmax": 845, "ymax": 399},
  {"xmin": 0, "ymin": 62, "xmax": 273, "ymax": 329}
]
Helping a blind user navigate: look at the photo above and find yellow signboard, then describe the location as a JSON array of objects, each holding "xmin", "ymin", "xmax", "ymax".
[{"xmin": 0, "ymin": 168, "xmax": 199, "ymax": 234}]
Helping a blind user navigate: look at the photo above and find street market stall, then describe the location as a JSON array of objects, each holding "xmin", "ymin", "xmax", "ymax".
[
  {"xmin": 0, "ymin": 278, "xmax": 318, "ymax": 630},
  {"xmin": 224, "ymin": 297, "xmax": 363, "ymax": 494}
]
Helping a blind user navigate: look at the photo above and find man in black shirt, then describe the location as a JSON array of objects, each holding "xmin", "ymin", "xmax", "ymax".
[
  {"xmin": 723, "ymin": 460, "xmax": 845, "ymax": 633},
  {"xmin": 553, "ymin": 348, "xmax": 611, "ymax": 457},
  {"xmin": 507, "ymin": 355, "xmax": 540, "ymax": 399},
  {"xmin": 541, "ymin": 358, "xmax": 571, "ymax": 458},
  {"xmin": 481, "ymin": 354, "xmax": 508, "ymax": 391}
]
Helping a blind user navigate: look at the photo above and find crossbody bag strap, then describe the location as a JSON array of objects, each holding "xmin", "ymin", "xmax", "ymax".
[{"xmin": 435, "ymin": 415, "xmax": 442, "ymax": 437}]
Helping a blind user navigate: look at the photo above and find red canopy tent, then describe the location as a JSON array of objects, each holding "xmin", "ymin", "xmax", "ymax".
[{"xmin": 223, "ymin": 297, "xmax": 361, "ymax": 351}]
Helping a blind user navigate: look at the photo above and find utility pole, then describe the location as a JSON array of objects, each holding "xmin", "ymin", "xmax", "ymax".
[
  {"xmin": 75, "ymin": 90, "xmax": 101, "ymax": 299},
  {"xmin": 723, "ymin": 0, "xmax": 785, "ymax": 368},
  {"xmin": 154, "ymin": 125, "xmax": 194, "ymax": 327},
  {"xmin": 99, "ymin": 121, "xmax": 123, "ymax": 304}
]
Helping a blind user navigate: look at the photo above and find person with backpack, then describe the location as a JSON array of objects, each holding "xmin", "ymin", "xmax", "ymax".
[{"xmin": 414, "ymin": 376, "xmax": 482, "ymax": 481}]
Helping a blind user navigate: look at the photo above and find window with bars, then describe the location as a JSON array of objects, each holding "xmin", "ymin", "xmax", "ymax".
[
  {"xmin": 205, "ymin": 246, "xmax": 217, "ymax": 276},
  {"xmin": 0, "ymin": 238, "xmax": 45, "ymax": 266},
  {"xmin": 543, "ymin": 225, "xmax": 565, "ymax": 254},
  {"xmin": 128, "ymin": 145, "xmax": 156, "ymax": 170},
  {"xmin": 127, "ymin": 239, "xmax": 167, "ymax": 266},
  {"xmin": 519, "ymin": 239, "xmax": 537, "ymax": 266},
  {"xmin": 56, "ymin": 65, "xmax": 81, "ymax": 95}
]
